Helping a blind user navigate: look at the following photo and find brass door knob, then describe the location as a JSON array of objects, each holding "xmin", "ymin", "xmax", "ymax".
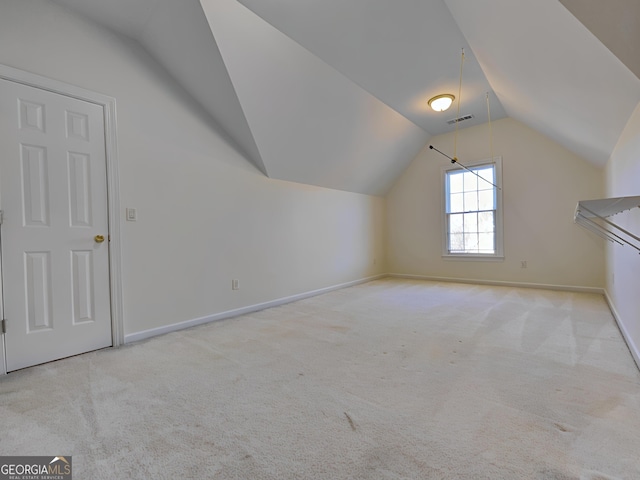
[{"xmin": 94, "ymin": 235, "xmax": 105, "ymax": 243}]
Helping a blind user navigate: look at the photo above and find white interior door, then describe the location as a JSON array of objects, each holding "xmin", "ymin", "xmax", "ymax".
[{"xmin": 0, "ymin": 78, "xmax": 112, "ymax": 372}]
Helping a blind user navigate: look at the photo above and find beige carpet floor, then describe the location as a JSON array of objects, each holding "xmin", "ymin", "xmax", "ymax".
[{"xmin": 1, "ymin": 278, "xmax": 640, "ymax": 479}]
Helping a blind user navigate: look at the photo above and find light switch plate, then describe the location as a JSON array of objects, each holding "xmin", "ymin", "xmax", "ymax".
[{"xmin": 126, "ymin": 208, "xmax": 137, "ymax": 221}]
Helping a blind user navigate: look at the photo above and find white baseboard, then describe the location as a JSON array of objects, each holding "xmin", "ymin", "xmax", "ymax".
[
  {"xmin": 388, "ymin": 273, "xmax": 605, "ymax": 295},
  {"xmin": 604, "ymin": 290, "xmax": 640, "ymax": 372},
  {"xmin": 124, "ymin": 274, "xmax": 387, "ymax": 344}
]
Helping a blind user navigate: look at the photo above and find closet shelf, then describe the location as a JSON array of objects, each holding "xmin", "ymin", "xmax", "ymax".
[{"xmin": 574, "ymin": 196, "xmax": 640, "ymax": 254}]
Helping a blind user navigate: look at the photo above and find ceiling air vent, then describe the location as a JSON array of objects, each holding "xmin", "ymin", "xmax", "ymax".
[{"xmin": 447, "ymin": 114, "xmax": 474, "ymax": 125}]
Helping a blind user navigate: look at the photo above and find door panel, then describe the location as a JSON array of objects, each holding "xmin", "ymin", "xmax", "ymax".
[{"xmin": 0, "ymin": 79, "xmax": 112, "ymax": 371}]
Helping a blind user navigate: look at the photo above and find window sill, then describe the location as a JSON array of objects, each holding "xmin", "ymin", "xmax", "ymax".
[{"xmin": 442, "ymin": 254, "xmax": 505, "ymax": 262}]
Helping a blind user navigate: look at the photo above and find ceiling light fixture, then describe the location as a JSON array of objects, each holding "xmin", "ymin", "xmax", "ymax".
[{"xmin": 428, "ymin": 94, "xmax": 455, "ymax": 112}]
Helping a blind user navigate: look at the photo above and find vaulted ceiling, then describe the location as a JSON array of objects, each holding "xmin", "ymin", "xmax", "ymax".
[{"xmin": 50, "ymin": 0, "xmax": 640, "ymax": 195}]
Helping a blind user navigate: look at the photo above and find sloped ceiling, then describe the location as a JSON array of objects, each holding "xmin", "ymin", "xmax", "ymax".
[
  {"xmin": 200, "ymin": 0, "xmax": 429, "ymax": 195},
  {"xmin": 49, "ymin": 0, "xmax": 640, "ymax": 195},
  {"xmin": 559, "ymin": 0, "xmax": 640, "ymax": 81},
  {"xmin": 234, "ymin": 0, "xmax": 507, "ymax": 135},
  {"xmin": 51, "ymin": 0, "xmax": 267, "ymax": 175},
  {"xmin": 445, "ymin": 0, "xmax": 640, "ymax": 168}
]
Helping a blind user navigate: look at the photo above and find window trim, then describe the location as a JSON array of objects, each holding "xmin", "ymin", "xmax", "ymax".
[{"xmin": 441, "ymin": 156, "xmax": 504, "ymax": 260}]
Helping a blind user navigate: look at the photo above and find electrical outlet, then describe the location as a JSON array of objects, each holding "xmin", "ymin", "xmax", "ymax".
[
  {"xmin": 521, "ymin": 261, "xmax": 527, "ymax": 269},
  {"xmin": 232, "ymin": 279, "xmax": 240, "ymax": 290}
]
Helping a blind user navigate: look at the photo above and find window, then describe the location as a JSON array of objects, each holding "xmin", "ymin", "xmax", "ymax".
[{"xmin": 443, "ymin": 157, "xmax": 503, "ymax": 259}]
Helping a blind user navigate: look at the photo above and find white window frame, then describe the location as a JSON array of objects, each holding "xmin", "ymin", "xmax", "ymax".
[{"xmin": 441, "ymin": 156, "xmax": 504, "ymax": 260}]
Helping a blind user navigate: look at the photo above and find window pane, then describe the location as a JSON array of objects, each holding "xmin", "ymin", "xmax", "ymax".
[
  {"xmin": 478, "ymin": 190, "xmax": 494, "ymax": 210},
  {"xmin": 448, "ymin": 172, "xmax": 464, "ymax": 193},
  {"xmin": 464, "ymin": 233, "xmax": 478, "ymax": 251},
  {"xmin": 463, "ymin": 171, "xmax": 477, "ymax": 192},
  {"xmin": 449, "ymin": 213, "xmax": 464, "ymax": 234},
  {"xmin": 478, "ymin": 211, "xmax": 495, "ymax": 233},
  {"xmin": 463, "ymin": 212, "xmax": 477, "ymax": 232},
  {"xmin": 478, "ymin": 166, "xmax": 495, "ymax": 187},
  {"xmin": 449, "ymin": 193, "xmax": 464, "ymax": 213},
  {"xmin": 478, "ymin": 233, "xmax": 495, "ymax": 253},
  {"xmin": 449, "ymin": 233, "xmax": 464, "ymax": 252},
  {"xmin": 464, "ymin": 191, "xmax": 478, "ymax": 211}
]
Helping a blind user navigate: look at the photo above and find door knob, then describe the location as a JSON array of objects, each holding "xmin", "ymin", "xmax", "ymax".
[{"xmin": 94, "ymin": 235, "xmax": 105, "ymax": 243}]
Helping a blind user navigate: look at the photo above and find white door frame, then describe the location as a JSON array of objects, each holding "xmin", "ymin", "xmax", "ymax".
[{"xmin": 0, "ymin": 64, "xmax": 124, "ymax": 375}]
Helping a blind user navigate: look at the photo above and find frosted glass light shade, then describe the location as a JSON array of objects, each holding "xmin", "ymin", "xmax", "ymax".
[{"xmin": 428, "ymin": 94, "xmax": 455, "ymax": 112}]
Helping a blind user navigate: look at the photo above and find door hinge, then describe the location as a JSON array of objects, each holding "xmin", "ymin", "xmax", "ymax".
[{"xmin": 1, "ymin": 319, "xmax": 5, "ymax": 334}]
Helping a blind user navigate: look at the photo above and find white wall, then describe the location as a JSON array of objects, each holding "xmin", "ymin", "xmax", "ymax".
[
  {"xmin": 605, "ymin": 101, "xmax": 640, "ymax": 366},
  {"xmin": 387, "ymin": 117, "xmax": 604, "ymax": 289},
  {"xmin": 0, "ymin": 0, "xmax": 386, "ymax": 336}
]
